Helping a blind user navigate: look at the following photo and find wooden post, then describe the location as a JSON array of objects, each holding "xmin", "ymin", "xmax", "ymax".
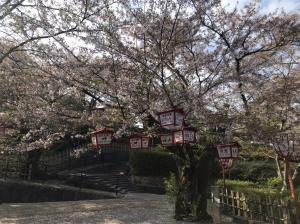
[
  {"xmin": 268, "ymin": 196, "xmax": 274, "ymax": 224},
  {"xmin": 222, "ymin": 168, "xmax": 226, "ymax": 189},
  {"xmin": 258, "ymin": 196, "xmax": 263, "ymax": 221},
  {"xmin": 231, "ymin": 190, "xmax": 235, "ymax": 215},
  {"xmin": 236, "ymin": 191, "xmax": 241, "ymax": 216},
  {"xmin": 225, "ymin": 187, "xmax": 229, "ymax": 208},
  {"xmin": 241, "ymin": 192, "xmax": 248, "ymax": 218}
]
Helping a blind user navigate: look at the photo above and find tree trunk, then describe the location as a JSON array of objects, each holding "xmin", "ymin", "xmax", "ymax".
[
  {"xmin": 173, "ymin": 144, "xmax": 214, "ymax": 221},
  {"xmin": 25, "ymin": 149, "xmax": 42, "ymax": 180},
  {"xmin": 275, "ymin": 155, "xmax": 286, "ymax": 190},
  {"xmin": 283, "ymin": 160, "xmax": 288, "ymax": 190}
]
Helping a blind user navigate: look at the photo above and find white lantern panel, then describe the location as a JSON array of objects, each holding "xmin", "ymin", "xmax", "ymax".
[
  {"xmin": 217, "ymin": 146, "xmax": 231, "ymax": 158},
  {"xmin": 130, "ymin": 138, "xmax": 142, "ymax": 149},
  {"xmin": 141, "ymin": 138, "xmax": 149, "ymax": 148},
  {"xmin": 97, "ymin": 133, "xmax": 112, "ymax": 145},
  {"xmin": 160, "ymin": 112, "xmax": 174, "ymax": 126},
  {"xmin": 231, "ymin": 146, "xmax": 239, "ymax": 158},
  {"xmin": 183, "ymin": 130, "xmax": 195, "ymax": 142},
  {"xmin": 175, "ymin": 112, "xmax": 184, "ymax": 126},
  {"xmin": 91, "ymin": 135, "xmax": 97, "ymax": 146},
  {"xmin": 161, "ymin": 135, "xmax": 173, "ymax": 145},
  {"xmin": 174, "ymin": 131, "xmax": 183, "ymax": 143}
]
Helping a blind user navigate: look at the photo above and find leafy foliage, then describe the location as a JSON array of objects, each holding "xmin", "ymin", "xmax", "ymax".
[
  {"xmin": 230, "ymin": 160, "xmax": 278, "ymax": 182},
  {"xmin": 164, "ymin": 172, "xmax": 178, "ymax": 202},
  {"xmin": 217, "ymin": 179, "xmax": 284, "ymax": 196}
]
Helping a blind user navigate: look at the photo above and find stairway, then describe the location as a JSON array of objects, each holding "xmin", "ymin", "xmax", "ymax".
[{"xmin": 65, "ymin": 162, "xmax": 143, "ymax": 194}]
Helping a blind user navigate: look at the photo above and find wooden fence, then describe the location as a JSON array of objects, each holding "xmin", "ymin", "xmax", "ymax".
[{"xmin": 211, "ymin": 186, "xmax": 299, "ymax": 224}]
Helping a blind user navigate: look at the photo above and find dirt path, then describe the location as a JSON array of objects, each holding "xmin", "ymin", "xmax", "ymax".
[{"xmin": 0, "ymin": 193, "xmax": 215, "ymax": 224}]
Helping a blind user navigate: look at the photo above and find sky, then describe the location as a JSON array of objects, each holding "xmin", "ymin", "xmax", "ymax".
[{"xmin": 221, "ymin": 0, "xmax": 300, "ymax": 14}]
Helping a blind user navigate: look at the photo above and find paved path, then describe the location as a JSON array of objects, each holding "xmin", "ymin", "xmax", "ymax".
[{"xmin": 0, "ymin": 193, "xmax": 214, "ymax": 224}]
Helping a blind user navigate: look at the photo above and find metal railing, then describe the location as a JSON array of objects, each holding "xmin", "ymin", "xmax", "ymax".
[{"xmin": 0, "ymin": 142, "xmax": 130, "ymax": 179}]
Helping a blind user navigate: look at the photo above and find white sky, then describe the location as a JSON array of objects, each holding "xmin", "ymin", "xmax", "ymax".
[{"xmin": 221, "ymin": 0, "xmax": 300, "ymax": 14}]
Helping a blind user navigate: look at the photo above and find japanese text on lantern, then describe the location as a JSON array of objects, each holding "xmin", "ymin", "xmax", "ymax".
[
  {"xmin": 160, "ymin": 112, "xmax": 174, "ymax": 126},
  {"xmin": 97, "ymin": 133, "xmax": 112, "ymax": 145},
  {"xmin": 130, "ymin": 138, "xmax": 142, "ymax": 149}
]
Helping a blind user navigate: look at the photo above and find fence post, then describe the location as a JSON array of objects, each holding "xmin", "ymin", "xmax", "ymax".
[
  {"xmin": 236, "ymin": 191, "xmax": 241, "ymax": 216},
  {"xmin": 209, "ymin": 186, "xmax": 223, "ymax": 224},
  {"xmin": 268, "ymin": 196, "xmax": 275, "ymax": 224},
  {"xmin": 241, "ymin": 192, "xmax": 248, "ymax": 218},
  {"xmin": 231, "ymin": 190, "xmax": 235, "ymax": 215}
]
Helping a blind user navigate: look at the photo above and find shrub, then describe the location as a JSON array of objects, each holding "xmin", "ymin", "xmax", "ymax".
[
  {"xmin": 164, "ymin": 172, "xmax": 178, "ymax": 201},
  {"xmin": 217, "ymin": 179, "xmax": 282, "ymax": 196},
  {"xmin": 265, "ymin": 177, "xmax": 283, "ymax": 189},
  {"xmin": 129, "ymin": 151, "xmax": 177, "ymax": 177},
  {"xmin": 230, "ymin": 160, "xmax": 277, "ymax": 182}
]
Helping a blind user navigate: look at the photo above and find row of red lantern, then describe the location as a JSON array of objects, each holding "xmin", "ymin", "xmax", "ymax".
[
  {"xmin": 91, "ymin": 128, "xmax": 114, "ymax": 148},
  {"xmin": 90, "ymin": 109, "xmax": 241, "ymax": 156},
  {"xmin": 90, "ymin": 131, "xmax": 241, "ymax": 158},
  {"xmin": 160, "ymin": 127, "xmax": 196, "ymax": 145},
  {"xmin": 91, "ymin": 108, "xmax": 193, "ymax": 148},
  {"xmin": 90, "ymin": 128, "xmax": 197, "ymax": 149},
  {"xmin": 129, "ymin": 128, "xmax": 196, "ymax": 148}
]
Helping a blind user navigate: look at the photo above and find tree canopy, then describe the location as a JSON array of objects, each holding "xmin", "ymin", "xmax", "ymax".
[{"xmin": 0, "ymin": 0, "xmax": 299, "ymax": 150}]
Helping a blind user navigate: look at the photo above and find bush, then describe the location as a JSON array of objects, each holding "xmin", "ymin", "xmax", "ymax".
[
  {"xmin": 217, "ymin": 179, "xmax": 283, "ymax": 196},
  {"xmin": 164, "ymin": 172, "xmax": 178, "ymax": 201},
  {"xmin": 265, "ymin": 177, "xmax": 283, "ymax": 189},
  {"xmin": 129, "ymin": 151, "xmax": 177, "ymax": 177},
  {"xmin": 230, "ymin": 160, "xmax": 277, "ymax": 182}
]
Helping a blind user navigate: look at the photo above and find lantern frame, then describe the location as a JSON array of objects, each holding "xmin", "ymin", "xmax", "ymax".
[
  {"xmin": 129, "ymin": 135, "xmax": 150, "ymax": 149},
  {"xmin": 91, "ymin": 128, "xmax": 113, "ymax": 148},
  {"xmin": 173, "ymin": 127, "xmax": 196, "ymax": 144},
  {"xmin": 216, "ymin": 142, "xmax": 241, "ymax": 159},
  {"xmin": 157, "ymin": 108, "xmax": 184, "ymax": 129},
  {"xmin": 160, "ymin": 133, "xmax": 175, "ymax": 146},
  {"xmin": 271, "ymin": 133, "xmax": 296, "ymax": 159}
]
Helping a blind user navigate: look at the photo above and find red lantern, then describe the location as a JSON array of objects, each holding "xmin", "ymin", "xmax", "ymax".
[
  {"xmin": 271, "ymin": 134, "xmax": 296, "ymax": 158},
  {"xmin": 129, "ymin": 135, "xmax": 150, "ymax": 149},
  {"xmin": 157, "ymin": 108, "xmax": 184, "ymax": 129},
  {"xmin": 216, "ymin": 142, "xmax": 241, "ymax": 159},
  {"xmin": 173, "ymin": 127, "xmax": 196, "ymax": 144},
  {"xmin": 270, "ymin": 133, "xmax": 299, "ymax": 201},
  {"xmin": 91, "ymin": 128, "xmax": 113, "ymax": 148},
  {"xmin": 160, "ymin": 133, "xmax": 174, "ymax": 146}
]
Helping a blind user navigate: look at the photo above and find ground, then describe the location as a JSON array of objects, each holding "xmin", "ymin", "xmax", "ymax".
[{"xmin": 0, "ymin": 193, "xmax": 215, "ymax": 224}]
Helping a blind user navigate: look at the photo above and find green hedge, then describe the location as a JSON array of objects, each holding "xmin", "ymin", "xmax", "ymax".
[
  {"xmin": 129, "ymin": 151, "xmax": 177, "ymax": 177},
  {"xmin": 230, "ymin": 160, "xmax": 277, "ymax": 182},
  {"xmin": 217, "ymin": 179, "xmax": 283, "ymax": 196}
]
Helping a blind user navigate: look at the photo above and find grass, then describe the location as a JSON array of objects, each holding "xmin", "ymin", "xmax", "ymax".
[{"xmin": 217, "ymin": 179, "xmax": 291, "ymax": 198}]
